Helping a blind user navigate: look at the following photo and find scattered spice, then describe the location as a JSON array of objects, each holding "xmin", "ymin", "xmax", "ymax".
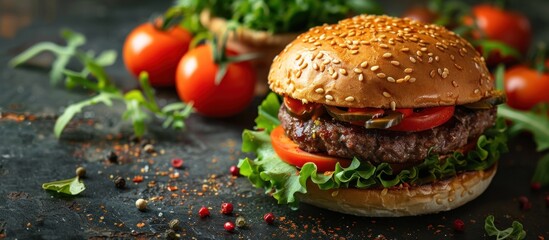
[
  {"xmin": 132, "ymin": 175, "xmax": 144, "ymax": 183},
  {"xmin": 531, "ymin": 182, "xmax": 542, "ymax": 191},
  {"xmin": 224, "ymin": 221, "xmax": 235, "ymax": 232},
  {"xmin": 75, "ymin": 167, "xmax": 86, "ymax": 178},
  {"xmin": 167, "ymin": 186, "xmax": 178, "ymax": 191},
  {"xmin": 453, "ymin": 219, "xmax": 465, "ymax": 232},
  {"xmin": 106, "ymin": 151, "xmax": 118, "ymax": 163},
  {"xmin": 171, "ymin": 158, "xmax": 184, "ymax": 169},
  {"xmin": 143, "ymin": 144, "xmax": 155, "ymax": 153},
  {"xmin": 199, "ymin": 206, "xmax": 210, "ymax": 218},
  {"xmin": 136, "ymin": 198, "xmax": 147, "ymax": 211},
  {"xmin": 169, "ymin": 219, "xmax": 181, "ymax": 231},
  {"xmin": 229, "ymin": 165, "xmax": 240, "ymax": 177},
  {"xmin": 518, "ymin": 196, "xmax": 531, "ymax": 210},
  {"xmin": 221, "ymin": 203, "xmax": 233, "ymax": 215},
  {"xmin": 136, "ymin": 222, "xmax": 145, "ymax": 228},
  {"xmin": 236, "ymin": 216, "xmax": 246, "ymax": 228},
  {"xmin": 264, "ymin": 212, "xmax": 275, "ymax": 224},
  {"xmin": 114, "ymin": 176, "xmax": 126, "ymax": 189}
]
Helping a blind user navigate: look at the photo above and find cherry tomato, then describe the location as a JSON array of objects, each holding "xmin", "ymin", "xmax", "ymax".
[
  {"xmin": 402, "ymin": 6, "xmax": 438, "ymax": 24},
  {"xmin": 123, "ymin": 23, "xmax": 191, "ymax": 87},
  {"xmin": 504, "ymin": 66, "xmax": 549, "ymax": 110},
  {"xmin": 175, "ymin": 44, "xmax": 256, "ymax": 117},
  {"xmin": 466, "ymin": 4, "xmax": 531, "ymax": 64},
  {"xmin": 270, "ymin": 126, "xmax": 351, "ymax": 172},
  {"xmin": 389, "ymin": 106, "xmax": 455, "ymax": 132}
]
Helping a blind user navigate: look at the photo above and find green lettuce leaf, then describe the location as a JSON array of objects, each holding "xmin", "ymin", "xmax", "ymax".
[
  {"xmin": 484, "ymin": 215, "xmax": 526, "ymax": 240},
  {"xmin": 239, "ymin": 95, "xmax": 508, "ymax": 207},
  {"xmin": 42, "ymin": 177, "xmax": 85, "ymax": 195}
]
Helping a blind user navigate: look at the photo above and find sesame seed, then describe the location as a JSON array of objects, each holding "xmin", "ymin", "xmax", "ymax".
[
  {"xmin": 452, "ymin": 81, "xmax": 458, "ymax": 87},
  {"xmin": 332, "ymin": 59, "xmax": 341, "ymax": 64},
  {"xmin": 309, "ymin": 47, "xmax": 317, "ymax": 51},
  {"xmin": 370, "ymin": 65, "xmax": 380, "ymax": 71},
  {"xmin": 404, "ymin": 68, "xmax": 413, "ymax": 73},
  {"xmin": 331, "ymin": 72, "xmax": 338, "ymax": 79},
  {"xmin": 420, "ymin": 47, "xmax": 427, "ymax": 52},
  {"xmin": 323, "ymin": 59, "xmax": 330, "ymax": 65},
  {"xmin": 345, "ymin": 96, "xmax": 355, "ymax": 102},
  {"xmin": 313, "ymin": 63, "xmax": 319, "ymax": 70},
  {"xmin": 353, "ymin": 68, "xmax": 362, "ymax": 73},
  {"xmin": 461, "ymin": 47, "xmax": 468, "ymax": 53},
  {"xmin": 295, "ymin": 54, "xmax": 302, "ymax": 60},
  {"xmin": 296, "ymin": 70, "xmax": 302, "ymax": 78},
  {"xmin": 450, "ymin": 54, "xmax": 455, "ymax": 60},
  {"xmin": 391, "ymin": 61, "xmax": 400, "ymax": 66},
  {"xmin": 400, "ymin": 47, "xmax": 410, "ymax": 52},
  {"xmin": 328, "ymin": 67, "xmax": 334, "ymax": 74},
  {"xmin": 300, "ymin": 63, "xmax": 308, "ymax": 69},
  {"xmin": 409, "ymin": 56, "xmax": 417, "ymax": 63},
  {"xmin": 404, "ymin": 75, "xmax": 411, "ymax": 81},
  {"xmin": 325, "ymin": 95, "xmax": 334, "ymax": 100},
  {"xmin": 383, "ymin": 92, "xmax": 392, "ymax": 98},
  {"xmin": 474, "ymin": 89, "xmax": 480, "ymax": 94},
  {"xmin": 339, "ymin": 69, "xmax": 348, "ymax": 75},
  {"xmin": 416, "ymin": 51, "xmax": 423, "ymax": 57},
  {"xmin": 409, "ymin": 77, "xmax": 417, "ymax": 82},
  {"xmin": 315, "ymin": 88, "xmax": 324, "ymax": 93},
  {"xmin": 435, "ymin": 56, "xmax": 440, "ymax": 62},
  {"xmin": 383, "ymin": 53, "xmax": 392, "ymax": 58},
  {"xmin": 437, "ymin": 68, "xmax": 443, "ymax": 75},
  {"xmin": 360, "ymin": 61, "xmax": 369, "ymax": 68},
  {"xmin": 390, "ymin": 101, "xmax": 396, "ymax": 110},
  {"xmin": 442, "ymin": 71, "xmax": 448, "ymax": 78},
  {"xmin": 314, "ymin": 42, "xmax": 321, "ymax": 46},
  {"xmin": 428, "ymin": 57, "xmax": 433, "ymax": 63},
  {"xmin": 316, "ymin": 52, "xmax": 324, "ymax": 59},
  {"xmin": 297, "ymin": 58, "xmax": 304, "ymax": 66},
  {"xmin": 430, "ymin": 70, "xmax": 436, "ymax": 78},
  {"xmin": 350, "ymin": 50, "xmax": 359, "ymax": 55},
  {"xmin": 396, "ymin": 78, "xmax": 405, "ymax": 83},
  {"xmin": 454, "ymin": 63, "xmax": 463, "ymax": 70},
  {"xmin": 377, "ymin": 73, "xmax": 387, "ymax": 78},
  {"xmin": 380, "ymin": 44, "xmax": 389, "ymax": 48},
  {"xmin": 387, "ymin": 77, "xmax": 395, "ymax": 82},
  {"xmin": 358, "ymin": 73, "xmax": 364, "ymax": 81},
  {"xmin": 338, "ymin": 43, "xmax": 347, "ymax": 48}
]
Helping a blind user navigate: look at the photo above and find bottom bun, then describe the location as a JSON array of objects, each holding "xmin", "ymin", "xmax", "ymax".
[{"xmin": 299, "ymin": 164, "xmax": 497, "ymax": 217}]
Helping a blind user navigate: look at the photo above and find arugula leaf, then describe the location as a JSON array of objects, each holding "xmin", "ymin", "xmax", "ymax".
[
  {"xmin": 498, "ymin": 105, "xmax": 549, "ymax": 151},
  {"xmin": 54, "ymin": 92, "xmax": 118, "ymax": 138},
  {"xmin": 473, "ymin": 40, "xmax": 521, "ymax": 59},
  {"xmin": 484, "ymin": 215, "xmax": 526, "ymax": 240},
  {"xmin": 42, "ymin": 177, "xmax": 86, "ymax": 195},
  {"xmin": 238, "ymin": 96, "xmax": 507, "ymax": 207}
]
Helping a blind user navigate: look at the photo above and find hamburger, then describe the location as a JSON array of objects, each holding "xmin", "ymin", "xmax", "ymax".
[{"xmin": 238, "ymin": 15, "xmax": 507, "ymax": 217}]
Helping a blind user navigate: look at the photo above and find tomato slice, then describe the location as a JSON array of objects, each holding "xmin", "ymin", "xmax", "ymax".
[
  {"xmin": 284, "ymin": 97, "xmax": 318, "ymax": 116},
  {"xmin": 270, "ymin": 126, "xmax": 351, "ymax": 172},
  {"xmin": 389, "ymin": 106, "xmax": 455, "ymax": 132}
]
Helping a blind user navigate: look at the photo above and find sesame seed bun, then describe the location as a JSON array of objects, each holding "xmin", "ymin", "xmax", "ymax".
[
  {"xmin": 268, "ymin": 15, "xmax": 494, "ymax": 109},
  {"xmin": 299, "ymin": 164, "xmax": 497, "ymax": 217}
]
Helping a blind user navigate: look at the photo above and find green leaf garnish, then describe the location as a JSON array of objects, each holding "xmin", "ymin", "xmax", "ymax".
[
  {"xmin": 498, "ymin": 105, "xmax": 549, "ymax": 151},
  {"xmin": 473, "ymin": 39, "xmax": 521, "ymax": 59},
  {"xmin": 42, "ymin": 176, "xmax": 86, "ymax": 195},
  {"xmin": 484, "ymin": 215, "xmax": 526, "ymax": 240}
]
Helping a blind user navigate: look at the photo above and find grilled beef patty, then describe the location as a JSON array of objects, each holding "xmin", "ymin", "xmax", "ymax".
[{"xmin": 279, "ymin": 106, "xmax": 497, "ymax": 165}]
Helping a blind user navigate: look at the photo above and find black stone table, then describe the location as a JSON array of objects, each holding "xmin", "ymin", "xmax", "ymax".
[{"xmin": 1, "ymin": 1, "xmax": 548, "ymax": 239}]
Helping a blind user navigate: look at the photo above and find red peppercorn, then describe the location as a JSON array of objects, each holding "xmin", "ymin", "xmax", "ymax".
[
  {"xmin": 224, "ymin": 221, "xmax": 235, "ymax": 232},
  {"xmin": 263, "ymin": 212, "xmax": 275, "ymax": 224},
  {"xmin": 518, "ymin": 196, "xmax": 531, "ymax": 210},
  {"xmin": 531, "ymin": 182, "xmax": 542, "ymax": 191},
  {"xmin": 198, "ymin": 206, "xmax": 210, "ymax": 218},
  {"xmin": 171, "ymin": 158, "xmax": 184, "ymax": 169},
  {"xmin": 229, "ymin": 165, "xmax": 240, "ymax": 177},
  {"xmin": 221, "ymin": 202, "xmax": 233, "ymax": 215},
  {"xmin": 453, "ymin": 219, "xmax": 465, "ymax": 232}
]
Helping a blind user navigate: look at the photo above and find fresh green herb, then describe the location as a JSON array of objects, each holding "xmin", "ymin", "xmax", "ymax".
[
  {"xmin": 10, "ymin": 29, "xmax": 193, "ymax": 138},
  {"xmin": 498, "ymin": 105, "xmax": 549, "ymax": 151},
  {"xmin": 42, "ymin": 176, "xmax": 85, "ymax": 195},
  {"xmin": 473, "ymin": 40, "xmax": 522, "ymax": 60},
  {"xmin": 238, "ymin": 93, "xmax": 507, "ymax": 208},
  {"xmin": 484, "ymin": 215, "xmax": 526, "ymax": 240},
  {"xmin": 173, "ymin": 0, "xmax": 382, "ymax": 34}
]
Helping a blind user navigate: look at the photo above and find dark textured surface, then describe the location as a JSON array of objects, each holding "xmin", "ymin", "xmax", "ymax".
[{"xmin": 0, "ymin": 1, "xmax": 548, "ymax": 239}]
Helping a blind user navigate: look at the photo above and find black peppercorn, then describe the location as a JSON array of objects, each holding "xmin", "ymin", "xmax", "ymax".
[
  {"xmin": 106, "ymin": 151, "xmax": 118, "ymax": 163},
  {"xmin": 168, "ymin": 219, "xmax": 181, "ymax": 231},
  {"xmin": 114, "ymin": 176, "xmax": 125, "ymax": 189}
]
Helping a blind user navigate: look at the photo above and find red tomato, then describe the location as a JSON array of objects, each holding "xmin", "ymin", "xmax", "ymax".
[
  {"xmin": 270, "ymin": 126, "xmax": 351, "ymax": 172},
  {"xmin": 175, "ymin": 44, "xmax": 256, "ymax": 117},
  {"xmin": 468, "ymin": 4, "xmax": 531, "ymax": 59},
  {"xmin": 504, "ymin": 66, "xmax": 549, "ymax": 110},
  {"xmin": 389, "ymin": 106, "xmax": 455, "ymax": 132},
  {"xmin": 402, "ymin": 6, "xmax": 438, "ymax": 24},
  {"xmin": 123, "ymin": 23, "xmax": 191, "ymax": 87},
  {"xmin": 283, "ymin": 97, "xmax": 320, "ymax": 116}
]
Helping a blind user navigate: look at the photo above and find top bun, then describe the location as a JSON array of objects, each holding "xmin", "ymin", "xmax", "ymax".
[{"xmin": 268, "ymin": 15, "xmax": 494, "ymax": 109}]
